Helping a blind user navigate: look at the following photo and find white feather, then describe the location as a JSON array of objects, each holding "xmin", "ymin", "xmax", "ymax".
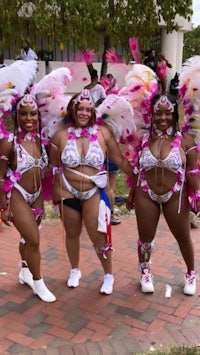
[
  {"xmin": 96, "ymin": 94, "xmax": 136, "ymax": 143},
  {"xmin": 31, "ymin": 67, "xmax": 73, "ymax": 139}
]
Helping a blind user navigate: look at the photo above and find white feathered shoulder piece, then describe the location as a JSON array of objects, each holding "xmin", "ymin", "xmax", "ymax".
[
  {"xmin": 0, "ymin": 60, "xmax": 38, "ymax": 117},
  {"xmin": 179, "ymin": 55, "xmax": 200, "ymax": 144},
  {"xmin": 31, "ymin": 67, "xmax": 73, "ymax": 141},
  {"xmin": 96, "ymin": 94, "xmax": 136, "ymax": 143}
]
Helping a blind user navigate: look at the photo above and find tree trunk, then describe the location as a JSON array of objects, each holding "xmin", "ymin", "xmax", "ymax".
[{"xmin": 101, "ymin": 34, "xmax": 111, "ymax": 78}]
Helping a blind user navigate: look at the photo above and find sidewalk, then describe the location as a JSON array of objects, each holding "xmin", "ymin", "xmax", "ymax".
[{"xmin": 0, "ymin": 213, "xmax": 200, "ymax": 355}]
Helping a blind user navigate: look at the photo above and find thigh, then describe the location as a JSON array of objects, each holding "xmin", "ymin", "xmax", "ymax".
[
  {"xmin": 134, "ymin": 188, "xmax": 160, "ymax": 240},
  {"xmin": 10, "ymin": 191, "xmax": 40, "ymax": 242},
  {"xmin": 82, "ymin": 192, "xmax": 106, "ymax": 244},
  {"xmin": 162, "ymin": 192, "xmax": 190, "ymax": 240},
  {"xmin": 60, "ymin": 202, "xmax": 82, "ymax": 238}
]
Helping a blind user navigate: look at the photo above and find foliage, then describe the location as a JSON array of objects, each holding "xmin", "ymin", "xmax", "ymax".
[
  {"xmin": 183, "ymin": 25, "xmax": 200, "ymax": 62},
  {"xmin": 0, "ymin": 0, "xmax": 193, "ymax": 74}
]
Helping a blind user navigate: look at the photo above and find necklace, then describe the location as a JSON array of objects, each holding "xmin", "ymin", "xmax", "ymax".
[
  {"xmin": 17, "ymin": 127, "xmax": 39, "ymax": 142},
  {"xmin": 152, "ymin": 126, "xmax": 173, "ymax": 138},
  {"xmin": 68, "ymin": 125, "xmax": 98, "ymax": 141}
]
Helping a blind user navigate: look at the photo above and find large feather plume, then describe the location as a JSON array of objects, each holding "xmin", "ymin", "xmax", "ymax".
[
  {"xmin": 179, "ymin": 55, "xmax": 200, "ymax": 139},
  {"xmin": 96, "ymin": 94, "xmax": 136, "ymax": 143},
  {"xmin": 31, "ymin": 67, "xmax": 73, "ymax": 141},
  {"xmin": 179, "ymin": 55, "xmax": 200, "ymax": 145},
  {"xmin": 0, "ymin": 60, "xmax": 38, "ymax": 117},
  {"xmin": 120, "ymin": 64, "xmax": 158, "ymax": 127}
]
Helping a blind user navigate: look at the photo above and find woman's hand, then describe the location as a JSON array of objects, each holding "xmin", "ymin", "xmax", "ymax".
[
  {"xmin": 126, "ymin": 188, "xmax": 136, "ymax": 211},
  {"xmin": 196, "ymin": 200, "xmax": 200, "ymax": 219},
  {"xmin": 1, "ymin": 210, "xmax": 11, "ymax": 226}
]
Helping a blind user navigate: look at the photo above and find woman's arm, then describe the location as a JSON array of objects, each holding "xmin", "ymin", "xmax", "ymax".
[
  {"xmin": 0, "ymin": 139, "xmax": 12, "ymax": 225},
  {"xmin": 183, "ymin": 133, "xmax": 200, "ymax": 213},
  {"xmin": 184, "ymin": 134, "xmax": 200, "ymax": 191},
  {"xmin": 48, "ymin": 132, "xmax": 62, "ymax": 171},
  {"xmin": 102, "ymin": 126, "xmax": 134, "ymax": 177}
]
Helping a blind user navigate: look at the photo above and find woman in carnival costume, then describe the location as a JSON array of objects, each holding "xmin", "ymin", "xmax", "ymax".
[
  {"xmin": 0, "ymin": 61, "xmax": 56, "ymax": 302},
  {"xmin": 125, "ymin": 64, "xmax": 200, "ymax": 295},
  {"xmin": 178, "ymin": 55, "xmax": 200, "ymax": 229},
  {"xmin": 49, "ymin": 89, "xmax": 135, "ymax": 295}
]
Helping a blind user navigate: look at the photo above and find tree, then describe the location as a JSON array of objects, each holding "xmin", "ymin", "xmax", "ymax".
[
  {"xmin": 183, "ymin": 25, "xmax": 200, "ymax": 62},
  {"xmin": 0, "ymin": 0, "xmax": 193, "ymax": 75}
]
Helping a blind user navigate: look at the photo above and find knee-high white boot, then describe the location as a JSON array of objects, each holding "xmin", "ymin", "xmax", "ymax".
[{"xmin": 33, "ymin": 278, "xmax": 56, "ymax": 302}]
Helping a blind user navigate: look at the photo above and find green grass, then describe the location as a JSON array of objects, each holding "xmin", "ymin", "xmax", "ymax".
[{"xmin": 141, "ymin": 345, "xmax": 200, "ymax": 354}]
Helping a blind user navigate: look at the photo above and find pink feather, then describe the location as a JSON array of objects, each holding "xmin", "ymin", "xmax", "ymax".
[
  {"xmin": 74, "ymin": 49, "xmax": 95, "ymax": 64},
  {"xmin": 129, "ymin": 37, "xmax": 140, "ymax": 64},
  {"xmin": 106, "ymin": 50, "xmax": 125, "ymax": 64}
]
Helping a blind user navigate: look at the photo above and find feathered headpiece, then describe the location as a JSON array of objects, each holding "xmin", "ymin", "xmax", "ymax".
[
  {"xmin": 179, "ymin": 55, "xmax": 200, "ymax": 145},
  {"xmin": 0, "ymin": 60, "xmax": 38, "ymax": 138},
  {"xmin": 120, "ymin": 64, "xmax": 158, "ymax": 126},
  {"xmin": 31, "ymin": 67, "xmax": 73, "ymax": 141}
]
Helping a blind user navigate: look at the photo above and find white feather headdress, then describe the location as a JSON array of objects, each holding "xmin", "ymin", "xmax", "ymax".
[
  {"xmin": 120, "ymin": 64, "xmax": 158, "ymax": 127},
  {"xmin": 0, "ymin": 60, "xmax": 38, "ymax": 139},
  {"xmin": 0, "ymin": 60, "xmax": 38, "ymax": 117},
  {"xmin": 31, "ymin": 67, "xmax": 73, "ymax": 141}
]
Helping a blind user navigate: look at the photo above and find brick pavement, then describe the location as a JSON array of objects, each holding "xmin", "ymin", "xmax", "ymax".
[{"xmin": 0, "ymin": 213, "xmax": 200, "ymax": 354}]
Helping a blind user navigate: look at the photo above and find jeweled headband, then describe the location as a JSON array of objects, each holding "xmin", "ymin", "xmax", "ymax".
[
  {"xmin": 16, "ymin": 94, "xmax": 38, "ymax": 111},
  {"xmin": 153, "ymin": 95, "xmax": 174, "ymax": 113},
  {"xmin": 74, "ymin": 89, "xmax": 94, "ymax": 106}
]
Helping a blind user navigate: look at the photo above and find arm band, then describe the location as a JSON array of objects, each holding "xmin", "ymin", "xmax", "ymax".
[
  {"xmin": 50, "ymin": 142, "xmax": 58, "ymax": 149},
  {"xmin": 188, "ymin": 169, "xmax": 200, "ymax": 176},
  {"xmin": 186, "ymin": 146, "xmax": 196, "ymax": 154},
  {"xmin": 0, "ymin": 155, "xmax": 9, "ymax": 160},
  {"xmin": 0, "ymin": 207, "xmax": 8, "ymax": 212}
]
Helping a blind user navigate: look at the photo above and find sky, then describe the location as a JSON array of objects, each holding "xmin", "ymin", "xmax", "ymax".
[{"xmin": 192, "ymin": 0, "xmax": 200, "ymax": 28}]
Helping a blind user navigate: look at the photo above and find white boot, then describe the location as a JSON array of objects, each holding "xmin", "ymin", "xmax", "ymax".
[
  {"xmin": 33, "ymin": 278, "xmax": 56, "ymax": 302},
  {"xmin": 19, "ymin": 268, "xmax": 34, "ymax": 290}
]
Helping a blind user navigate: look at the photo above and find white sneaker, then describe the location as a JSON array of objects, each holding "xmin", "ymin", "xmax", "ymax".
[
  {"xmin": 19, "ymin": 268, "xmax": 34, "ymax": 290},
  {"xmin": 33, "ymin": 278, "xmax": 56, "ymax": 302},
  {"xmin": 100, "ymin": 274, "xmax": 114, "ymax": 295},
  {"xmin": 140, "ymin": 268, "xmax": 154, "ymax": 293},
  {"xmin": 67, "ymin": 269, "xmax": 81, "ymax": 288},
  {"xmin": 183, "ymin": 271, "xmax": 196, "ymax": 295}
]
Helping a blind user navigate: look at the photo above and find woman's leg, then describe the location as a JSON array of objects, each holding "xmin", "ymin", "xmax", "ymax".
[
  {"xmin": 163, "ymin": 193, "xmax": 193, "ymax": 271},
  {"xmin": 162, "ymin": 192, "xmax": 196, "ymax": 294},
  {"xmin": 18, "ymin": 197, "xmax": 43, "ymax": 271},
  {"xmin": 134, "ymin": 188, "xmax": 160, "ymax": 292},
  {"xmin": 10, "ymin": 194, "xmax": 41, "ymax": 280},
  {"xmin": 108, "ymin": 172, "xmax": 121, "ymax": 225},
  {"xmin": 61, "ymin": 201, "xmax": 82, "ymax": 288},
  {"xmin": 83, "ymin": 192, "xmax": 114, "ymax": 294},
  {"xmin": 10, "ymin": 191, "xmax": 56, "ymax": 302}
]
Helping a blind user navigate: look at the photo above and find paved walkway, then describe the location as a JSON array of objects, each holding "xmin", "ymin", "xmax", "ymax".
[{"xmin": 0, "ymin": 213, "xmax": 200, "ymax": 355}]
